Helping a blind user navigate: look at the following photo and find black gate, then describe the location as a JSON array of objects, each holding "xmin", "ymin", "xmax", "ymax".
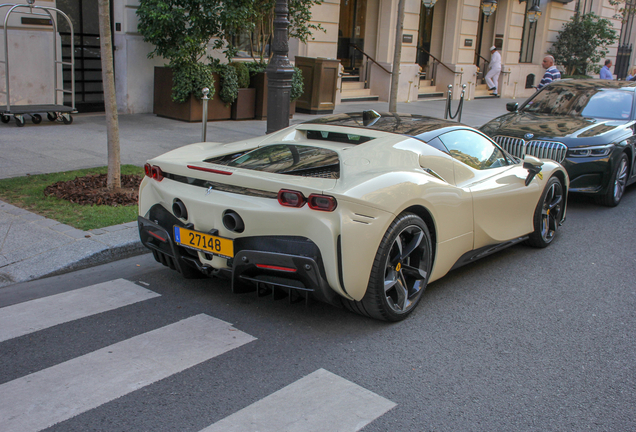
[
  {"xmin": 56, "ymin": 0, "xmax": 105, "ymax": 112},
  {"xmin": 615, "ymin": 44, "xmax": 632, "ymax": 80}
]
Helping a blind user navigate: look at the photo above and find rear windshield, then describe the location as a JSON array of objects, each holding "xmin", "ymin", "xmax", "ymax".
[
  {"xmin": 206, "ymin": 144, "xmax": 340, "ymax": 178},
  {"xmin": 524, "ymin": 87, "xmax": 634, "ymax": 120}
]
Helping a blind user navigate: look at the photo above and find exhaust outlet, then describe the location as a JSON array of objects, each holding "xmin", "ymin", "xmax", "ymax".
[
  {"xmin": 223, "ymin": 210, "xmax": 245, "ymax": 233},
  {"xmin": 172, "ymin": 199, "xmax": 188, "ymax": 220}
]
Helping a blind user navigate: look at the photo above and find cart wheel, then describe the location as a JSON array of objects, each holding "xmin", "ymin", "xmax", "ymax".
[
  {"xmin": 62, "ymin": 114, "xmax": 73, "ymax": 125},
  {"xmin": 1, "ymin": 114, "xmax": 10, "ymax": 124},
  {"xmin": 15, "ymin": 115, "xmax": 25, "ymax": 127},
  {"xmin": 32, "ymin": 114, "xmax": 42, "ymax": 124},
  {"xmin": 47, "ymin": 112, "xmax": 57, "ymax": 122}
]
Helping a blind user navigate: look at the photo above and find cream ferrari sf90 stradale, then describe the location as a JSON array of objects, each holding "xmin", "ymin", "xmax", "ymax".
[{"xmin": 138, "ymin": 112, "xmax": 568, "ymax": 321}]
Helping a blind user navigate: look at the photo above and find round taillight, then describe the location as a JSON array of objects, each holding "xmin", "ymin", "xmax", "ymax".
[
  {"xmin": 308, "ymin": 194, "xmax": 337, "ymax": 212},
  {"xmin": 278, "ymin": 189, "xmax": 306, "ymax": 208},
  {"xmin": 144, "ymin": 163, "xmax": 152, "ymax": 177}
]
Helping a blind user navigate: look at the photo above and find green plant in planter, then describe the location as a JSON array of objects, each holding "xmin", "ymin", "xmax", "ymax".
[
  {"xmin": 211, "ymin": 61, "xmax": 239, "ymax": 105},
  {"xmin": 243, "ymin": 62, "xmax": 304, "ymax": 101},
  {"xmin": 230, "ymin": 62, "xmax": 251, "ymax": 88},
  {"xmin": 245, "ymin": 62, "xmax": 267, "ymax": 76},
  {"xmin": 170, "ymin": 61, "xmax": 216, "ymax": 104},
  {"xmin": 137, "ymin": 0, "xmax": 226, "ymax": 103},
  {"xmin": 291, "ymin": 67, "xmax": 304, "ymax": 101}
]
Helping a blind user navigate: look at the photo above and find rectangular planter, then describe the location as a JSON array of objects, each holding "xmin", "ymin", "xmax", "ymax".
[
  {"xmin": 251, "ymin": 72, "xmax": 296, "ymax": 119},
  {"xmin": 294, "ymin": 57, "xmax": 340, "ymax": 115},
  {"xmin": 231, "ymin": 88, "xmax": 256, "ymax": 120},
  {"xmin": 153, "ymin": 67, "xmax": 231, "ymax": 122},
  {"xmin": 251, "ymin": 72, "xmax": 268, "ymax": 120}
]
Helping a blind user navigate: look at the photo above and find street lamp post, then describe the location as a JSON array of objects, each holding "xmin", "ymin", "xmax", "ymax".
[{"xmin": 266, "ymin": 0, "xmax": 295, "ymax": 134}]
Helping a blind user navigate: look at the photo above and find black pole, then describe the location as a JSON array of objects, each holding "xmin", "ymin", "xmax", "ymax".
[{"xmin": 266, "ymin": 0, "xmax": 294, "ymax": 134}]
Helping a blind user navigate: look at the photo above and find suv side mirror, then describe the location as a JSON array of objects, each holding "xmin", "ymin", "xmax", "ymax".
[
  {"xmin": 506, "ymin": 102, "xmax": 519, "ymax": 112},
  {"xmin": 523, "ymin": 155, "xmax": 543, "ymax": 186}
]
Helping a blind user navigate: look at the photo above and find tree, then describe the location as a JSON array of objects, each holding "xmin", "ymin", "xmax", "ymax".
[
  {"xmin": 548, "ymin": 13, "xmax": 618, "ymax": 76},
  {"xmin": 136, "ymin": 0, "xmax": 224, "ymax": 102},
  {"xmin": 98, "ymin": 0, "xmax": 120, "ymax": 190},
  {"xmin": 223, "ymin": 0, "xmax": 324, "ymax": 63}
]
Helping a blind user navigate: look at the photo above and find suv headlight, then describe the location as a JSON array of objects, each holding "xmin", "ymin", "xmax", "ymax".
[{"xmin": 567, "ymin": 144, "xmax": 614, "ymax": 157}]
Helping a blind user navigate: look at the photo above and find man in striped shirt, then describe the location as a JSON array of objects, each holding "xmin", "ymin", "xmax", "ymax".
[{"xmin": 536, "ymin": 55, "xmax": 561, "ymax": 91}]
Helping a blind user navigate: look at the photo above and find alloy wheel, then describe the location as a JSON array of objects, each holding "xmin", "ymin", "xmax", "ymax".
[
  {"xmin": 383, "ymin": 225, "xmax": 430, "ymax": 314},
  {"xmin": 540, "ymin": 181, "xmax": 563, "ymax": 243},
  {"xmin": 613, "ymin": 157, "xmax": 628, "ymax": 202}
]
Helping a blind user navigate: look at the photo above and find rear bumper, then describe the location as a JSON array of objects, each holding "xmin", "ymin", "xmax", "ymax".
[{"xmin": 138, "ymin": 204, "xmax": 339, "ymax": 305}]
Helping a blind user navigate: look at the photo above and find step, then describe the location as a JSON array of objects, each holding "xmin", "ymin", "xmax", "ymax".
[
  {"xmin": 342, "ymin": 81, "xmax": 365, "ymax": 90},
  {"xmin": 418, "ymin": 85, "xmax": 437, "ymax": 93},
  {"xmin": 473, "ymin": 94, "xmax": 499, "ymax": 99},
  {"xmin": 418, "ymin": 79, "xmax": 433, "ymax": 87},
  {"xmin": 341, "ymin": 88, "xmax": 372, "ymax": 98},
  {"xmin": 418, "ymin": 92, "xmax": 445, "ymax": 99},
  {"xmin": 341, "ymin": 95, "xmax": 380, "ymax": 102},
  {"xmin": 474, "ymin": 88, "xmax": 496, "ymax": 97},
  {"xmin": 476, "ymin": 84, "xmax": 489, "ymax": 90},
  {"xmin": 342, "ymin": 75, "xmax": 361, "ymax": 82}
]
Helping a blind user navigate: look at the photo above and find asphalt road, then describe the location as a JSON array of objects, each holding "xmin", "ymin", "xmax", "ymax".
[{"xmin": 1, "ymin": 187, "xmax": 635, "ymax": 432}]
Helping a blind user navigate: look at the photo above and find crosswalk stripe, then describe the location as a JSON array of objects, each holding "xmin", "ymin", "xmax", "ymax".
[
  {"xmin": 201, "ymin": 368, "xmax": 396, "ymax": 432},
  {"xmin": 0, "ymin": 279, "xmax": 160, "ymax": 343},
  {"xmin": 0, "ymin": 314, "xmax": 256, "ymax": 432}
]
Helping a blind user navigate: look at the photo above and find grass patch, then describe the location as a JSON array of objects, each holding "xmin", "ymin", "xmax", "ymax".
[{"xmin": 0, "ymin": 165, "xmax": 143, "ymax": 231}]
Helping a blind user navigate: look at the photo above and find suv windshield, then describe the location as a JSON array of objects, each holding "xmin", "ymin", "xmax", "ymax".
[{"xmin": 523, "ymin": 86, "xmax": 634, "ymax": 120}]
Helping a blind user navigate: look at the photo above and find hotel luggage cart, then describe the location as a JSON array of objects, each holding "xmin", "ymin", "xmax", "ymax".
[{"xmin": 0, "ymin": 0, "xmax": 76, "ymax": 127}]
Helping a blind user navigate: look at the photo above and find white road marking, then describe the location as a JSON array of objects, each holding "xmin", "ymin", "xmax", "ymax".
[
  {"xmin": 201, "ymin": 368, "xmax": 396, "ymax": 432},
  {"xmin": 0, "ymin": 279, "xmax": 160, "ymax": 342},
  {"xmin": 0, "ymin": 314, "xmax": 256, "ymax": 432}
]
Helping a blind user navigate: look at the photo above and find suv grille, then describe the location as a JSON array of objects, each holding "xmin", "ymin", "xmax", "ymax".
[{"xmin": 492, "ymin": 136, "xmax": 567, "ymax": 163}]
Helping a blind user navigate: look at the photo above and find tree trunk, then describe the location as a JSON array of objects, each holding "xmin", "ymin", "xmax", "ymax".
[
  {"xmin": 389, "ymin": 0, "xmax": 406, "ymax": 112},
  {"xmin": 98, "ymin": 0, "xmax": 121, "ymax": 190}
]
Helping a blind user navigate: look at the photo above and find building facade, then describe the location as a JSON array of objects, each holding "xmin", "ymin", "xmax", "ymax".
[{"xmin": 0, "ymin": 0, "xmax": 630, "ymax": 114}]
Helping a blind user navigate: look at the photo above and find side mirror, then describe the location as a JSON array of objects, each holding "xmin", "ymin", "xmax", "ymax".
[
  {"xmin": 523, "ymin": 155, "xmax": 543, "ymax": 186},
  {"xmin": 506, "ymin": 102, "xmax": 519, "ymax": 112}
]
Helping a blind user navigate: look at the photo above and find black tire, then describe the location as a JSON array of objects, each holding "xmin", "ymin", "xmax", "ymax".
[
  {"xmin": 1, "ymin": 114, "xmax": 10, "ymax": 124},
  {"xmin": 15, "ymin": 116, "xmax": 25, "ymax": 127},
  {"xmin": 341, "ymin": 212, "xmax": 432, "ymax": 322},
  {"xmin": 527, "ymin": 176, "xmax": 564, "ymax": 248},
  {"xmin": 47, "ymin": 112, "xmax": 57, "ymax": 121},
  {"xmin": 597, "ymin": 153, "xmax": 629, "ymax": 207},
  {"xmin": 32, "ymin": 114, "xmax": 42, "ymax": 124},
  {"xmin": 62, "ymin": 114, "xmax": 73, "ymax": 125}
]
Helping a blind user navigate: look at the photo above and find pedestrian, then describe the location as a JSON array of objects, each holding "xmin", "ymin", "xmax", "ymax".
[
  {"xmin": 599, "ymin": 59, "xmax": 613, "ymax": 80},
  {"xmin": 627, "ymin": 67, "xmax": 636, "ymax": 81},
  {"xmin": 485, "ymin": 45, "xmax": 501, "ymax": 96},
  {"xmin": 536, "ymin": 55, "xmax": 561, "ymax": 91}
]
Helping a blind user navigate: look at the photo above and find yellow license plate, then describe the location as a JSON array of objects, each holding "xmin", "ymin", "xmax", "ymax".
[{"xmin": 173, "ymin": 226, "xmax": 234, "ymax": 259}]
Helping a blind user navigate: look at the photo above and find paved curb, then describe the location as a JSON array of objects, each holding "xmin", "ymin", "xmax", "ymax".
[{"xmin": 0, "ymin": 200, "xmax": 147, "ymax": 288}]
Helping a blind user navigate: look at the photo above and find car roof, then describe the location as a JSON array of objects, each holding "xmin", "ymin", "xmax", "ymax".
[
  {"xmin": 547, "ymin": 79, "xmax": 636, "ymax": 92},
  {"xmin": 302, "ymin": 111, "xmax": 469, "ymax": 142}
]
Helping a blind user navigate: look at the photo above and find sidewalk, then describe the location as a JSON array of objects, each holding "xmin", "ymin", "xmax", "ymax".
[{"xmin": 0, "ymin": 97, "xmax": 516, "ymax": 287}]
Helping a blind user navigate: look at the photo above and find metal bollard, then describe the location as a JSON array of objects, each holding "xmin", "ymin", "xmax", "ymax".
[
  {"xmin": 458, "ymin": 84, "xmax": 466, "ymax": 123},
  {"xmin": 201, "ymin": 87, "xmax": 210, "ymax": 142},
  {"xmin": 444, "ymin": 84, "xmax": 452, "ymax": 119}
]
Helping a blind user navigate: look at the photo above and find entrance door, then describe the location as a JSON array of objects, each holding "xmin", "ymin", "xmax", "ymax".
[
  {"xmin": 417, "ymin": 4, "xmax": 434, "ymax": 69},
  {"xmin": 337, "ymin": 0, "xmax": 367, "ymax": 73},
  {"xmin": 474, "ymin": 12, "xmax": 496, "ymax": 73},
  {"xmin": 56, "ymin": 0, "xmax": 106, "ymax": 112}
]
